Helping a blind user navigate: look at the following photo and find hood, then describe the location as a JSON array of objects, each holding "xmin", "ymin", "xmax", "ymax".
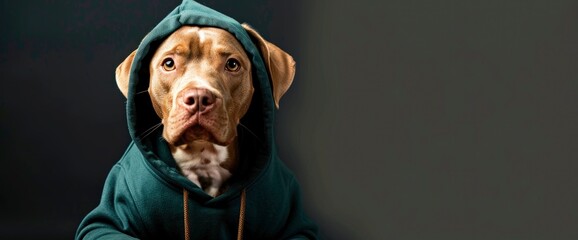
[{"xmin": 125, "ymin": 0, "xmax": 279, "ymax": 202}]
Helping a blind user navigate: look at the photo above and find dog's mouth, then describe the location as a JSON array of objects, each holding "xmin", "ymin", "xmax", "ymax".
[
  {"xmin": 181, "ymin": 124, "xmax": 211, "ymax": 141},
  {"xmin": 164, "ymin": 112, "xmax": 233, "ymax": 147}
]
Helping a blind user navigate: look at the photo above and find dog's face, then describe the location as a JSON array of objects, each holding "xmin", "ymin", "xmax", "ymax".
[{"xmin": 148, "ymin": 26, "xmax": 254, "ymax": 146}]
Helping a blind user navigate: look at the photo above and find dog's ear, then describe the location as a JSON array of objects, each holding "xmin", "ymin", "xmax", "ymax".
[
  {"xmin": 242, "ymin": 23, "xmax": 296, "ymax": 109},
  {"xmin": 115, "ymin": 50, "xmax": 137, "ymax": 98}
]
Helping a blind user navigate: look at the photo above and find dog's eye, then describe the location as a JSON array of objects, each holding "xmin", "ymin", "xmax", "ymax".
[
  {"xmin": 225, "ymin": 58, "xmax": 241, "ymax": 72},
  {"xmin": 162, "ymin": 58, "xmax": 176, "ymax": 71}
]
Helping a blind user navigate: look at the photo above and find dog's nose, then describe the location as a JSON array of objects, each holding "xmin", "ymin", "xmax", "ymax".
[{"xmin": 182, "ymin": 88, "xmax": 216, "ymax": 114}]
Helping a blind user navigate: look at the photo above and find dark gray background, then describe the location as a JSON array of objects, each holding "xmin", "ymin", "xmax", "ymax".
[{"xmin": 1, "ymin": 0, "xmax": 577, "ymax": 239}]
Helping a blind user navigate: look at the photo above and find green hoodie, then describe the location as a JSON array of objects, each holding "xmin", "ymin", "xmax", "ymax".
[{"xmin": 75, "ymin": 1, "xmax": 318, "ymax": 239}]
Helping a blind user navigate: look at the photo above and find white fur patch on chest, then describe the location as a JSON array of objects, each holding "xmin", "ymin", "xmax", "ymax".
[{"xmin": 172, "ymin": 141, "xmax": 231, "ymax": 197}]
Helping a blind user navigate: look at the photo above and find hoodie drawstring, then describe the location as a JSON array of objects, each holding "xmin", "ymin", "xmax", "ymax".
[
  {"xmin": 237, "ymin": 189, "xmax": 247, "ymax": 240},
  {"xmin": 183, "ymin": 188, "xmax": 247, "ymax": 240},
  {"xmin": 183, "ymin": 189, "xmax": 190, "ymax": 240}
]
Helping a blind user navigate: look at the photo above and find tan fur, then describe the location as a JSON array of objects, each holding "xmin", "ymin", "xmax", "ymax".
[{"xmin": 115, "ymin": 25, "xmax": 295, "ymax": 197}]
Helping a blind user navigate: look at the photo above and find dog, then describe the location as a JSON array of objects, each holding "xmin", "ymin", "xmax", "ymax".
[{"xmin": 76, "ymin": 1, "xmax": 318, "ymax": 239}]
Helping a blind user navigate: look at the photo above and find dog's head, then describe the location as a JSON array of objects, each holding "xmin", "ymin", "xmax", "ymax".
[{"xmin": 116, "ymin": 24, "xmax": 295, "ymax": 147}]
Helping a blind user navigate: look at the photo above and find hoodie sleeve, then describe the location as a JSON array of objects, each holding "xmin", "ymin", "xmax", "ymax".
[
  {"xmin": 75, "ymin": 164, "xmax": 145, "ymax": 240},
  {"xmin": 281, "ymin": 177, "xmax": 320, "ymax": 240}
]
